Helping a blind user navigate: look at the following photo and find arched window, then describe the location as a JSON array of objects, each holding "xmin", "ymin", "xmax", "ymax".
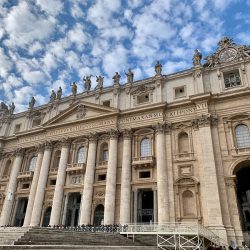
[
  {"xmin": 235, "ymin": 124, "xmax": 250, "ymax": 148},
  {"xmin": 182, "ymin": 190, "xmax": 196, "ymax": 216},
  {"xmin": 53, "ymin": 150, "xmax": 61, "ymax": 169},
  {"xmin": 178, "ymin": 132, "xmax": 189, "ymax": 153},
  {"xmin": 100, "ymin": 143, "xmax": 108, "ymax": 161},
  {"xmin": 140, "ymin": 138, "xmax": 151, "ymax": 157},
  {"xmin": 76, "ymin": 147, "xmax": 86, "ymax": 164},
  {"xmin": 3, "ymin": 159, "xmax": 11, "ymax": 176},
  {"xmin": 28, "ymin": 156, "xmax": 37, "ymax": 172}
]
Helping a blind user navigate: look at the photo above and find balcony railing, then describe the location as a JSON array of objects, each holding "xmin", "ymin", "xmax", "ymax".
[
  {"xmin": 174, "ymin": 152, "xmax": 194, "ymax": 161},
  {"xmin": 97, "ymin": 161, "xmax": 108, "ymax": 167},
  {"xmin": 132, "ymin": 156, "xmax": 154, "ymax": 168},
  {"xmin": 66, "ymin": 163, "xmax": 86, "ymax": 174},
  {"xmin": 17, "ymin": 171, "xmax": 33, "ymax": 180}
]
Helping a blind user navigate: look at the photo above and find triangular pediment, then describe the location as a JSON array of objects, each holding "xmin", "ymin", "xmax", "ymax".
[{"xmin": 43, "ymin": 101, "xmax": 119, "ymax": 127}]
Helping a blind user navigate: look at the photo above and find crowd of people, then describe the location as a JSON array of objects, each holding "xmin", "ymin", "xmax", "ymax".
[{"xmin": 46, "ymin": 224, "xmax": 128, "ymax": 233}]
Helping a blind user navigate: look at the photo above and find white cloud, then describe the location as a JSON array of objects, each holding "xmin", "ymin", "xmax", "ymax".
[
  {"xmin": 237, "ymin": 33, "xmax": 250, "ymax": 44},
  {"xmin": 28, "ymin": 41, "xmax": 43, "ymax": 55},
  {"xmin": 4, "ymin": 2, "xmax": 56, "ymax": 47},
  {"xmin": 0, "ymin": 48, "xmax": 13, "ymax": 78},
  {"xmin": 35, "ymin": 0, "xmax": 64, "ymax": 16},
  {"xmin": 22, "ymin": 70, "xmax": 46, "ymax": 84},
  {"xmin": 164, "ymin": 60, "xmax": 190, "ymax": 74}
]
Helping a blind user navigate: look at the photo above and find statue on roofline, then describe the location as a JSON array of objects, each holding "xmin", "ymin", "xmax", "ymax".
[
  {"xmin": 193, "ymin": 49, "xmax": 202, "ymax": 66},
  {"xmin": 57, "ymin": 86, "xmax": 62, "ymax": 100},
  {"xmin": 71, "ymin": 82, "xmax": 77, "ymax": 96},
  {"xmin": 83, "ymin": 75, "xmax": 92, "ymax": 92},
  {"xmin": 50, "ymin": 90, "xmax": 56, "ymax": 102},
  {"xmin": 113, "ymin": 72, "xmax": 121, "ymax": 85},
  {"xmin": 95, "ymin": 75, "xmax": 104, "ymax": 90},
  {"xmin": 8, "ymin": 102, "xmax": 15, "ymax": 115},
  {"xmin": 29, "ymin": 97, "xmax": 36, "ymax": 109},
  {"xmin": 155, "ymin": 61, "xmax": 162, "ymax": 75},
  {"xmin": 125, "ymin": 68, "xmax": 134, "ymax": 84}
]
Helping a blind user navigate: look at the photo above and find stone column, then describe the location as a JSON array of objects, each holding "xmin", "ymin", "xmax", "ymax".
[
  {"xmin": 196, "ymin": 116, "xmax": 226, "ymax": 240},
  {"xmin": 165, "ymin": 123, "xmax": 175, "ymax": 222},
  {"xmin": 79, "ymin": 134, "xmax": 98, "ymax": 225},
  {"xmin": 23, "ymin": 145, "xmax": 44, "ymax": 227},
  {"xmin": 119, "ymin": 130, "xmax": 132, "ymax": 224},
  {"xmin": 62, "ymin": 194, "xmax": 69, "ymax": 225},
  {"xmin": 0, "ymin": 149, "xmax": 24, "ymax": 226},
  {"xmin": 225, "ymin": 177, "xmax": 244, "ymax": 246},
  {"xmin": 153, "ymin": 189, "xmax": 158, "ymax": 223},
  {"xmin": 104, "ymin": 130, "xmax": 118, "ymax": 224},
  {"xmin": 49, "ymin": 139, "xmax": 70, "ymax": 226},
  {"xmin": 155, "ymin": 123, "xmax": 169, "ymax": 223},
  {"xmin": 30, "ymin": 142, "xmax": 52, "ymax": 227},
  {"xmin": 133, "ymin": 190, "xmax": 138, "ymax": 223}
]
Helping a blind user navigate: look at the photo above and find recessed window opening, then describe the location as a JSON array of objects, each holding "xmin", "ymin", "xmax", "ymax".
[
  {"xmin": 224, "ymin": 70, "xmax": 241, "ymax": 88},
  {"xmin": 235, "ymin": 124, "xmax": 250, "ymax": 148},
  {"xmin": 22, "ymin": 183, "xmax": 30, "ymax": 189},
  {"xmin": 137, "ymin": 93, "xmax": 149, "ymax": 104},
  {"xmin": 175, "ymin": 86, "xmax": 185, "ymax": 98},
  {"xmin": 103, "ymin": 100, "xmax": 110, "ymax": 107},
  {"xmin": 98, "ymin": 174, "xmax": 106, "ymax": 181},
  {"xmin": 139, "ymin": 171, "xmax": 151, "ymax": 178}
]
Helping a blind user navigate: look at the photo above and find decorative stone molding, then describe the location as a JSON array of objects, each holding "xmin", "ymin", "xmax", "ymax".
[
  {"xmin": 44, "ymin": 141, "xmax": 53, "ymax": 150},
  {"xmin": 108, "ymin": 129, "xmax": 119, "ymax": 139},
  {"xmin": 36, "ymin": 144, "xmax": 44, "ymax": 153},
  {"xmin": 203, "ymin": 37, "xmax": 250, "ymax": 68},
  {"xmin": 210, "ymin": 114, "xmax": 219, "ymax": 127},
  {"xmin": 192, "ymin": 68, "xmax": 202, "ymax": 79},
  {"xmin": 60, "ymin": 137, "xmax": 71, "ymax": 147},
  {"xmin": 122, "ymin": 129, "xmax": 132, "ymax": 139},
  {"xmin": 192, "ymin": 114, "xmax": 218, "ymax": 129},
  {"xmin": 155, "ymin": 122, "xmax": 165, "ymax": 135},
  {"xmin": 14, "ymin": 148, "xmax": 24, "ymax": 156},
  {"xmin": 225, "ymin": 177, "xmax": 237, "ymax": 188},
  {"xmin": 130, "ymin": 85, "xmax": 155, "ymax": 95},
  {"xmin": 165, "ymin": 122, "xmax": 172, "ymax": 134},
  {"xmin": 89, "ymin": 133, "xmax": 98, "ymax": 143},
  {"xmin": 76, "ymin": 104, "xmax": 86, "ymax": 119}
]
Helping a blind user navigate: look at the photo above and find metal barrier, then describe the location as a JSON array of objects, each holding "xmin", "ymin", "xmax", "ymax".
[{"xmin": 119, "ymin": 222, "xmax": 228, "ymax": 250}]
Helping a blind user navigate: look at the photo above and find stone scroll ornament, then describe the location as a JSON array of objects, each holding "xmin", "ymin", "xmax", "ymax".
[{"xmin": 203, "ymin": 37, "xmax": 250, "ymax": 68}]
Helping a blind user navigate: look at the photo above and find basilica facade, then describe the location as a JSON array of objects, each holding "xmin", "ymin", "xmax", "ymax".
[{"xmin": 0, "ymin": 37, "xmax": 250, "ymax": 246}]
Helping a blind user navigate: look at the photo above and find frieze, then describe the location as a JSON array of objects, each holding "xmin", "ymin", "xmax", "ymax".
[
  {"xmin": 119, "ymin": 112, "xmax": 163, "ymax": 125},
  {"xmin": 166, "ymin": 107, "xmax": 196, "ymax": 118}
]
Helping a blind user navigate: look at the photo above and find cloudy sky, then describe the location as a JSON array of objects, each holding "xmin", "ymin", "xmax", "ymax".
[{"xmin": 0, "ymin": 0, "xmax": 250, "ymax": 112}]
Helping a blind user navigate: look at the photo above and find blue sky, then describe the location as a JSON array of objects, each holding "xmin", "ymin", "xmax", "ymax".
[{"xmin": 0, "ymin": 0, "xmax": 250, "ymax": 112}]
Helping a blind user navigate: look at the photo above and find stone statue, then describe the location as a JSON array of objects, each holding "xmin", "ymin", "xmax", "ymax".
[
  {"xmin": 193, "ymin": 49, "xmax": 202, "ymax": 66},
  {"xmin": 155, "ymin": 61, "xmax": 162, "ymax": 75},
  {"xmin": 83, "ymin": 75, "xmax": 92, "ymax": 92},
  {"xmin": 50, "ymin": 90, "xmax": 56, "ymax": 102},
  {"xmin": 71, "ymin": 82, "xmax": 77, "ymax": 96},
  {"xmin": 29, "ymin": 97, "xmax": 36, "ymax": 109},
  {"xmin": 95, "ymin": 75, "xmax": 104, "ymax": 90},
  {"xmin": 113, "ymin": 72, "xmax": 121, "ymax": 85},
  {"xmin": 125, "ymin": 68, "xmax": 134, "ymax": 83},
  {"xmin": 8, "ymin": 102, "xmax": 15, "ymax": 114},
  {"xmin": 0, "ymin": 102, "xmax": 8, "ymax": 111},
  {"xmin": 57, "ymin": 86, "xmax": 62, "ymax": 100}
]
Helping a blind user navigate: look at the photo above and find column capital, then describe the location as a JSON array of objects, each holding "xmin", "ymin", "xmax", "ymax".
[
  {"xmin": 60, "ymin": 137, "xmax": 71, "ymax": 147},
  {"xmin": 108, "ymin": 129, "xmax": 119, "ymax": 139},
  {"xmin": 122, "ymin": 129, "xmax": 132, "ymax": 139},
  {"xmin": 192, "ymin": 114, "xmax": 216, "ymax": 129},
  {"xmin": 155, "ymin": 122, "xmax": 165, "ymax": 135},
  {"xmin": 14, "ymin": 148, "xmax": 24, "ymax": 157},
  {"xmin": 44, "ymin": 141, "xmax": 53, "ymax": 150},
  {"xmin": 36, "ymin": 144, "xmax": 44, "ymax": 153},
  {"xmin": 89, "ymin": 133, "xmax": 98, "ymax": 143}
]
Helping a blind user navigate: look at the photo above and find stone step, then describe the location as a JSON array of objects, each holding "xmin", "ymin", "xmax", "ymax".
[{"xmin": 0, "ymin": 245, "xmax": 158, "ymax": 250}]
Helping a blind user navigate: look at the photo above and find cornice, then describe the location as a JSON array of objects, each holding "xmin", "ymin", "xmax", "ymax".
[{"xmin": 189, "ymin": 92, "xmax": 212, "ymax": 102}]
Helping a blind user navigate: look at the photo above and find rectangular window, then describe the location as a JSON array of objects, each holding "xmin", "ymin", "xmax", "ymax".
[
  {"xmin": 97, "ymin": 174, "xmax": 106, "ymax": 181},
  {"xmin": 224, "ymin": 70, "xmax": 241, "ymax": 88},
  {"xmin": 137, "ymin": 93, "xmax": 150, "ymax": 104},
  {"xmin": 32, "ymin": 118, "xmax": 41, "ymax": 127},
  {"xmin": 14, "ymin": 124, "xmax": 21, "ymax": 133},
  {"xmin": 22, "ymin": 183, "xmax": 30, "ymax": 189},
  {"xmin": 50, "ymin": 179, "xmax": 56, "ymax": 185},
  {"xmin": 139, "ymin": 171, "xmax": 151, "ymax": 179},
  {"xmin": 102, "ymin": 100, "xmax": 110, "ymax": 107},
  {"xmin": 174, "ymin": 86, "xmax": 186, "ymax": 98}
]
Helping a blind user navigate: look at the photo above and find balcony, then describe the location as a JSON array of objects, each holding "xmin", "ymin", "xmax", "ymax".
[
  {"xmin": 174, "ymin": 152, "xmax": 195, "ymax": 162},
  {"xmin": 97, "ymin": 161, "xmax": 108, "ymax": 168},
  {"xmin": 66, "ymin": 163, "xmax": 86, "ymax": 174},
  {"xmin": 17, "ymin": 171, "xmax": 33, "ymax": 181},
  {"xmin": 49, "ymin": 168, "xmax": 58, "ymax": 175},
  {"xmin": 132, "ymin": 156, "xmax": 155, "ymax": 168}
]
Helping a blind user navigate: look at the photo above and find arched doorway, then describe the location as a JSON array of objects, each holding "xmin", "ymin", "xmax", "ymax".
[
  {"xmin": 235, "ymin": 165, "xmax": 250, "ymax": 232},
  {"xmin": 42, "ymin": 207, "xmax": 52, "ymax": 227},
  {"xmin": 93, "ymin": 204, "xmax": 104, "ymax": 225}
]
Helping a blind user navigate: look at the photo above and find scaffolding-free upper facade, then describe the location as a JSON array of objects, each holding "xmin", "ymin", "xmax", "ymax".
[{"xmin": 0, "ymin": 37, "xmax": 250, "ymax": 246}]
